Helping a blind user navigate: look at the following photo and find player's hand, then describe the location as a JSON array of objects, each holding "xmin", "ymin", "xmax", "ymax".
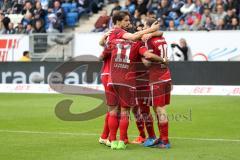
[
  {"xmin": 151, "ymin": 21, "xmax": 160, "ymax": 31},
  {"xmin": 141, "ymin": 57, "xmax": 151, "ymax": 67},
  {"xmin": 103, "ymin": 29, "xmax": 113, "ymax": 39},
  {"xmin": 142, "ymin": 34, "xmax": 152, "ymax": 42},
  {"xmin": 163, "ymin": 57, "xmax": 169, "ymax": 65}
]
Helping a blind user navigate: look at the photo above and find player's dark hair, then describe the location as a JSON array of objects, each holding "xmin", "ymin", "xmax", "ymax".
[
  {"xmin": 23, "ymin": 51, "xmax": 29, "ymax": 56},
  {"xmin": 112, "ymin": 11, "xmax": 130, "ymax": 25},
  {"xmin": 145, "ymin": 18, "xmax": 157, "ymax": 27}
]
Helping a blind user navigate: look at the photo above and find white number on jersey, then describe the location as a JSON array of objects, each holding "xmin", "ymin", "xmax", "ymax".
[
  {"xmin": 158, "ymin": 44, "xmax": 168, "ymax": 58},
  {"xmin": 115, "ymin": 43, "xmax": 131, "ymax": 63}
]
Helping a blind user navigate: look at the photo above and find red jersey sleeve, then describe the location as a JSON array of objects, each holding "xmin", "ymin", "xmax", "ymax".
[
  {"xmin": 101, "ymin": 47, "xmax": 111, "ymax": 58},
  {"xmin": 116, "ymin": 28, "xmax": 127, "ymax": 39},
  {"xmin": 139, "ymin": 46, "xmax": 148, "ymax": 56}
]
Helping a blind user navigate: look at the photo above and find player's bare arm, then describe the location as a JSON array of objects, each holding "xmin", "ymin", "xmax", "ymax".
[
  {"xmin": 143, "ymin": 51, "xmax": 165, "ymax": 62},
  {"xmin": 99, "ymin": 30, "xmax": 113, "ymax": 46},
  {"xmin": 141, "ymin": 57, "xmax": 151, "ymax": 67},
  {"xmin": 122, "ymin": 21, "xmax": 160, "ymax": 41},
  {"xmin": 142, "ymin": 31, "xmax": 163, "ymax": 42}
]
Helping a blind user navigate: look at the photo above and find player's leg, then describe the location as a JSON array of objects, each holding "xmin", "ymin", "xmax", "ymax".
[
  {"xmin": 131, "ymin": 105, "xmax": 146, "ymax": 144},
  {"xmin": 140, "ymin": 103, "xmax": 157, "ymax": 147},
  {"xmin": 155, "ymin": 105, "xmax": 170, "ymax": 148},
  {"xmin": 153, "ymin": 82, "xmax": 171, "ymax": 148},
  {"xmin": 118, "ymin": 106, "xmax": 130, "ymax": 150},
  {"xmin": 117, "ymin": 86, "xmax": 135, "ymax": 150},
  {"xmin": 108, "ymin": 105, "xmax": 119, "ymax": 149},
  {"xmin": 104, "ymin": 85, "xmax": 119, "ymax": 149},
  {"xmin": 99, "ymin": 75, "xmax": 110, "ymax": 144}
]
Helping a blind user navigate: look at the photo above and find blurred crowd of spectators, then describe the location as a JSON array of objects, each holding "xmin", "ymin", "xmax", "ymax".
[
  {"xmin": 0, "ymin": 0, "xmax": 105, "ymax": 34},
  {"xmin": 1, "ymin": 0, "xmax": 240, "ymax": 34},
  {"xmin": 93, "ymin": 0, "xmax": 240, "ymax": 32}
]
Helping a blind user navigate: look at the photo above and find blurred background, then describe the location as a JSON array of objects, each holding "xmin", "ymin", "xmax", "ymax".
[{"xmin": 0, "ymin": 0, "xmax": 240, "ymax": 95}]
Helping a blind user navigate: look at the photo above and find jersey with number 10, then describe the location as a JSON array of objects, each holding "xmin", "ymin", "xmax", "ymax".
[{"xmin": 146, "ymin": 36, "xmax": 171, "ymax": 84}]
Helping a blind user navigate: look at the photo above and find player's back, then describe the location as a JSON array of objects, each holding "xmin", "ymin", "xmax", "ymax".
[
  {"xmin": 146, "ymin": 36, "xmax": 171, "ymax": 84},
  {"xmin": 146, "ymin": 36, "xmax": 167, "ymax": 58},
  {"xmin": 101, "ymin": 28, "xmax": 127, "ymax": 75},
  {"xmin": 109, "ymin": 39, "xmax": 144, "ymax": 88}
]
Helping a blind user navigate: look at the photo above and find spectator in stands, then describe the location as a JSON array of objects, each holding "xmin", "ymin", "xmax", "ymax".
[
  {"xmin": 21, "ymin": 12, "xmax": 33, "ymax": 28},
  {"xmin": 167, "ymin": 20, "xmax": 177, "ymax": 31},
  {"xmin": 34, "ymin": 1, "xmax": 46, "ymax": 24},
  {"xmin": 136, "ymin": 0, "xmax": 148, "ymax": 15},
  {"xmin": 201, "ymin": 7, "xmax": 214, "ymax": 26},
  {"xmin": 213, "ymin": 5, "xmax": 227, "ymax": 24},
  {"xmin": 177, "ymin": 18, "xmax": 189, "ymax": 30},
  {"xmin": 227, "ymin": 17, "xmax": 240, "ymax": 30},
  {"xmin": 215, "ymin": 18, "xmax": 226, "ymax": 30},
  {"xmin": 0, "ymin": 20, "xmax": 6, "ymax": 34},
  {"xmin": 224, "ymin": 9, "xmax": 237, "ymax": 28},
  {"xmin": 92, "ymin": 9, "xmax": 110, "ymax": 32},
  {"xmin": 185, "ymin": 11, "xmax": 201, "ymax": 26},
  {"xmin": 19, "ymin": 51, "xmax": 31, "ymax": 62},
  {"xmin": 180, "ymin": 0, "xmax": 196, "ymax": 15},
  {"xmin": 0, "ymin": 12, "xmax": 10, "ymax": 31},
  {"xmin": 46, "ymin": 13, "xmax": 60, "ymax": 33},
  {"xmin": 132, "ymin": 9, "xmax": 142, "ymax": 27},
  {"xmin": 203, "ymin": 0, "xmax": 214, "ymax": 11},
  {"xmin": 212, "ymin": 0, "xmax": 227, "ymax": 13},
  {"xmin": 11, "ymin": 0, "xmax": 23, "ymax": 14},
  {"xmin": 157, "ymin": 17, "xmax": 167, "ymax": 31},
  {"xmin": 169, "ymin": 0, "xmax": 184, "ymax": 19},
  {"xmin": 195, "ymin": 0, "xmax": 204, "ymax": 15},
  {"xmin": 110, "ymin": 0, "xmax": 122, "ymax": 16},
  {"xmin": 15, "ymin": 23, "xmax": 24, "ymax": 34},
  {"xmin": 146, "ymin": 10, "xmax": 157, "ymax": 19},
  {"xmin": 6, "ymin": 22, "xmax": 16, "ymax": 34},
  {"xmin": 123, "ymin": 0, "xmax": 136, "ymax": 15},
  {"xmin": 48, "ymin": 0, "xmax": 64, "ymax": 32},
  {"xmin": 226, "ymin": 0, "xmax": 238, "ymax": 15},
  {"xmin": 190, "ymin": 18, "xmax": 201, "ymax": 31},
  {"xmin": 0, "ymin": 0, "xmax": 12, "ymax": 13},
  {"xmin": 22, "ymin": 1, "xmax": 35, "ymax": 15},
  {"xmin": 41, "ymin": 0, "xmax": 49, "ymax": 10},
  {"xmin": 202, "ymin": 16, "xmax": 216, "ymax": 31},
  {"xmin": 156, "ymin": 0, "xmax": 170, "ymax": 20},
  {"xmin": 33, "ymin": 19, "xmax": 46, "ymax": 33},
  {"xmin": 24, "ymin": 24, "xmax": 33, "ymax": 34}
]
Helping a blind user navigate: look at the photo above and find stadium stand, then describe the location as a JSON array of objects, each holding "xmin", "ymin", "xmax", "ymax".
[{"xmin": 0, "ymin": 0, "xmax": 239, "ymax": 34}]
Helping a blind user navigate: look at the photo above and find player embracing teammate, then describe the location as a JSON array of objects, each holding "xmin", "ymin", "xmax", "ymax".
[{"xmin": 98, "ymin": 11, "xmax": 172, "ymax": 150}]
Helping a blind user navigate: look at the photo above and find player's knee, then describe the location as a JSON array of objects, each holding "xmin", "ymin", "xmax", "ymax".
[{"xmin": 109, "ymin": 106, "xmax": 118, "ymax": 115}]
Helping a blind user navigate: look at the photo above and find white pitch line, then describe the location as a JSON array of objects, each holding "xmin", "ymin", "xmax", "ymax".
[{"xmin": 0, "ymin": 129, "xmax": 240, "ymax": 143}]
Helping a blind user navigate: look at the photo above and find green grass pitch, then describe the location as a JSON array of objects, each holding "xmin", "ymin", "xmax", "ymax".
[{"xmin": 0, "ymin": 93, "xmax": 240, "ymax": 160}]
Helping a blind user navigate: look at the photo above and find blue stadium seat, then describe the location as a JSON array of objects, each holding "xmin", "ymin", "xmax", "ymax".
[
  {"xmin": 66, "ymin": 12, "xmax": 78, "ymax": 27},
  {"xmin": 61, "ymin": 3, "xmax": 72, "ymax": 14}
]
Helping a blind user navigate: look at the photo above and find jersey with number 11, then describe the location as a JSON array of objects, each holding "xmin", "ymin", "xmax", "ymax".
[{"xmin": 108, "ymin": 39, "xmax": 147, "ymax": 87}]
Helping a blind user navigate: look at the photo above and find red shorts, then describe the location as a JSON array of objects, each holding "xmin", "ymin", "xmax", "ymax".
[
  {"xmin": 101, "ymin": 74, "xmax": 109, "ymax": 89},
  {"xmin": 106, "ymin": 85, "xmax": 136, "ymax": 108},
  {"xmin": 101, "ymin": 74, "xmax": 116, "ymax": 106},
  {"xmin": 150, "ymin": 81, "xmax": 171, "ymax": 107},
  {"xmin": 135, "ymin": 85, "xmax": 151, "ymax": 106}
]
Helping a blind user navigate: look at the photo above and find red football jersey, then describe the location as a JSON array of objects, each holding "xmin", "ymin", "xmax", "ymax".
[
  {"xmin": 101, "ymin": 28, "xmax": 127, "ymax": 75},
  {"xmin": 146, "ymin": 36, "xmax": 171, "ymax": 84},
  {"xmin": 108, "ymin": 39, "xmax": 147, "ymax": 87}
]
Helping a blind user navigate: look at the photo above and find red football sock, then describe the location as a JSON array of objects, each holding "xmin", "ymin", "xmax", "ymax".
[
  {"xmin": 135, "ymin": 119, "xmax": 146, "ymax": 138},
  {"xmin": 158, "ymin": 121, "xmax": 169, "ymax": 144},
  {"xmin": 119, "ymin": 113, "xmax": 129, "ymax": 141},
  {"xmin": 108, "ymin": 113, "xmax": 118, "ymax": 141},
  {"xmin": 140, "ymin": 104, "xmax": 155, "ymax": 138},
  {"xmin": 101, "ymin": 112, "xmax": 110, "ymax": 139}
]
